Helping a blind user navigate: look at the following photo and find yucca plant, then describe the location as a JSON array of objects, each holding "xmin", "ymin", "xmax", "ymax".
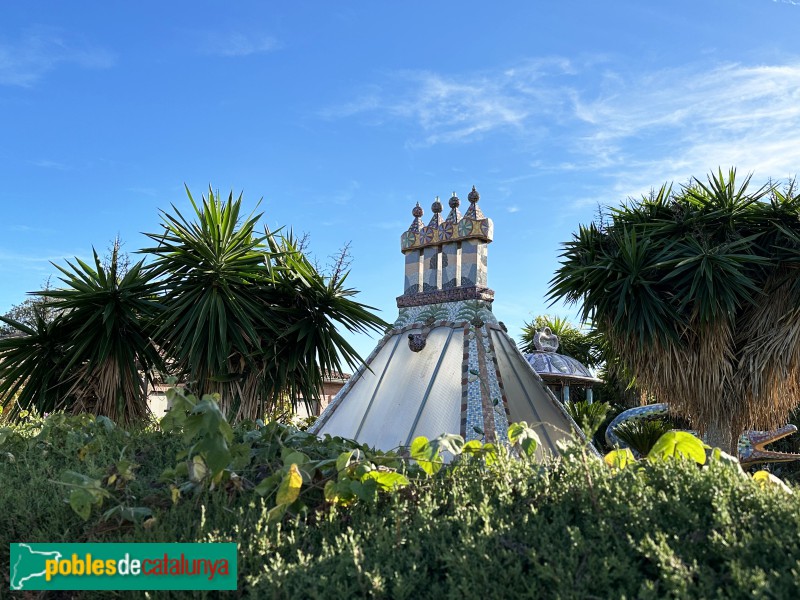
[
  {"xmin": 613, "ymin": 418, "xmax": 674, "ymax": 456},
  {"xmin": 142, "ymin": 187, "xmax": 272, "ymax": 418},
  {"xmin": 0, "ymin": 311, "xmax": 71, "ymax": 420},
  {"xmin": 0, "ymin": 248, "xmax": 162, "ymax": 423},
  {"xmin": 255, "ymin": 232, "xmax": 388, "ymax": 418},
  {"xmin": 563, "ymin": 399, "xmax": 610, "ymax": 439},
  {"xmin": 143, "ymin": 187, "xmax": 387, "ymax": 421},
  {"xmin": 550, "ymin": 169, "xmax": 800, "ymax": 454}
]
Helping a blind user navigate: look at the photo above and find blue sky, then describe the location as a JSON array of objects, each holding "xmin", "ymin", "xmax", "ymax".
[{"xmin": 2, "ymin": 1, "xmax": 800, "ymax": 360}]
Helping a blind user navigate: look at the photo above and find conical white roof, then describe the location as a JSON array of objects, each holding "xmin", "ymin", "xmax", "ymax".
[{"xmin": 311, "ymin": 188, "xmax": 583, "ymax": 458}]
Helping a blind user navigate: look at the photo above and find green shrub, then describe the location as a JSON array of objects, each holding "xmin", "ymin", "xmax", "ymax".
[{"xmin": 1, "ymin": 404, "xmax": 799, "ymax": 599}]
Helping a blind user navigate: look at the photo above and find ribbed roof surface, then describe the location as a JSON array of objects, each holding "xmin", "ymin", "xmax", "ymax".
[{"xmin": 525, "ymin": 351, "xmax": 601, "ymax": 383}]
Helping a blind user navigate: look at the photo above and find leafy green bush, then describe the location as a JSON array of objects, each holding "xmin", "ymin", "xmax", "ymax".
[{"xmin": 1, "ymin": 396, "xmax": 799, "ymax": 599}]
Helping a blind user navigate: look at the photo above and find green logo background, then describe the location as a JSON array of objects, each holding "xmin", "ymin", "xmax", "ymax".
[{"xmin": 10, "ymin": 543, "xmax": 237, "ymax": 591}]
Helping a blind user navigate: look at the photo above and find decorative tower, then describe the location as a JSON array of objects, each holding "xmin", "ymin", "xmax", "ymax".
[{"xmin": 311, "ymin": 187, "xmax": 582, "ymax": 457}]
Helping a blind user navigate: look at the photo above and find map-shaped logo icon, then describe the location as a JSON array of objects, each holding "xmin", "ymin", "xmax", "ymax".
[{"xmin": 10, "ymin": 544, "xmax": 63, "ymax": 590}]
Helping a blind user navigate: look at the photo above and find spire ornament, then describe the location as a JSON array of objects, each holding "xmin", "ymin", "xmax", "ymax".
[
  {"xmin": 408, "ymin": 202, "xmax": 424, "ymax": 233},
  {"xmin": 446, "ymin": 191, "xmax": 461, "ymax": 223},
  {"xmin": 465, "ymin": 186, "xmax": 484, "ymax": 219},
  {"xmin": 427, "ymin": 196, "xmax": 444, "ymax": 228}
]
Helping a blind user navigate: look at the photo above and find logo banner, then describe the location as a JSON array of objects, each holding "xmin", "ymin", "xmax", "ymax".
[{"xmin": 9, "ymin": 543, "xmax": 237, "ymax": 591}]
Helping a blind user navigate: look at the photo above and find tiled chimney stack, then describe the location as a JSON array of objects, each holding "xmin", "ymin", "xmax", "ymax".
[{"xmin": 398, "ymin": 186, "xmax": 494, "ymax": 308}]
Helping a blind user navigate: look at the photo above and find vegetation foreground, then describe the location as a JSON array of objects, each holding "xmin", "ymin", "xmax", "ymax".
[{"xmin": 1, "ymin": 389, "xmax": 799, "ymax": 599}]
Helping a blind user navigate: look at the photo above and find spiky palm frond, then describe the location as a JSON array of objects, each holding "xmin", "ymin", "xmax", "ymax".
[
  {"xmin": 0, "ymin": 312, "xmax": 71, "ymax": 420},
  {"xmin": 614, "ymin": 418, "xmax": 674, "ymax": 456},
  {"xmin": 253, "ymin": 233, "xmax": 387, "ymax": 419}
]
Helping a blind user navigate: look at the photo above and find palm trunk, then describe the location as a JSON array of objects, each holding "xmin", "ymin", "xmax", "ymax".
[{"xmin": 705, "ymin": 417, "xmax": 738, "ymax": 457}]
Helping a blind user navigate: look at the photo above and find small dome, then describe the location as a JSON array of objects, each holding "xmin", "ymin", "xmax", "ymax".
[
  {"xmin": 525, "ymin": 351, "xmax": 599, "ymax": 382},
  {"xmin": 449, "ymin": 192, "xmax": 460, "ymax": 209},
  {"xmin": 412, "ymin": 202, "xmax": 423, "ymax": 218},
  {"xmin": 468, "ymin": 185, "xmax": 480, "ymax": 203},
  {"xmin": 431, "ymin": 196, "xmax": 443, "ymax": 214}
]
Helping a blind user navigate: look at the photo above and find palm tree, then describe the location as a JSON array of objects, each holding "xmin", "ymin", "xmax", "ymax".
[
  {"xmin": 549, "ymin": 169, "xmax": 800, "ymax": 454},
  {"xmin": 143, "ymin": 187, "xmax": 387, "ymax": 420},
  {"xmin": 0, "ymin": 248, "xmax": 163, "ymax": 423},
  {"xmin": 0, "ymin": 186, "xmax": 386, "ymax": 424}
]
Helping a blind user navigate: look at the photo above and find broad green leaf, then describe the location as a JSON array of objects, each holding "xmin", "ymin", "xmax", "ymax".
[
  {"xmin": 604, "ymin": 448, "xmax": 636, "ymax": 469},
  {"xmin": 323, "ymin": 480, "xmax": 340, "ymax": 504},
  {"xmin": 254, "ymin": 473, "xmax": 281, "ymax": 497},
  {"xmin": 69, "ymin": 488, "xmax": 96, "ymax": 521},
  {"xmin": 276, "ymin": 464, "xmax": 303, "ymax": 505},
  {"xmin": 410, "ymin": 436, "xmax": 442, "ymax": 476},
  {"xmin": 648, "ymin": 431, "xmax": 707, "ymax": 465},
  {"xmin": 508, "ymin": 422, "xmax": 540, "ymax": 458},
  {"xmin": 267, "ymin": 503, "xmax": 287, "ymax": 523},
  {"xmin": 361, "ymin": 470, "xmax": 410, "ymax": 491},
  {"xmin": 462, "ymin": 440, "xmax": 483, "ymax": 455},
  {"xmin": 196, "ymin": 434, "xmax": 232, "ymax": 476},
  {"xmin": 336, "ymin": 449, "xmax": 362, "ymax": 474},
  {"xmin": 283, "ymin": 450, "xmax": 310, "ymax": 467},
  {"xmin": 409, "ymin": 436, "xmax": 430, "ymax": 460},
  {"xmin": 350, "ymin": 478, "xmax": 378, "ymax": 502},
  {"xmin": 482, "ymin": 443, "xmax": 499, "ymax": 465}
]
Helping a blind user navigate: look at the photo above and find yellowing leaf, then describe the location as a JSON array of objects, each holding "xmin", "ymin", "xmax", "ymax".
[
  {"xmin": 462, "ymin": 440, "xmax": 483, "ymax": 455},
  {"xmin": 276, "ymin": 464, "xmax": 303, "ymax": 505},
  {"xmin": 170, "ymin": 485, "xmax": 181, "ymax": 505},
  {"xmin": 753, "ymin": 470, "xmax": 793, "ymax": 494},
  {"xmin": 188, "ymin": 455, "xmax": 209, "ymax": 482},
  {"xmin": 107, "ymin": 473, "xmax": 118, "ymax": 486},
  {"xmin": 604, "ymin": 448, "xmax": 636, "ymax": 469}
]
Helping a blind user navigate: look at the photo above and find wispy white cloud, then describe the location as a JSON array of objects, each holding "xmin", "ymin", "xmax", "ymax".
[
  {"xmin": 29, "ymin": 159, "xmax": 70, "ymax": 171},
  {"xmin": 507, "ymin": 206, "xmax": 520, "ymax": 213},
  {"xmin": 330, "ymin": 180, "xmax": 361, "ymax": 206},
  {"xmin": 329, "ymin": 58, "xmax": 800, "ymax": 208},
  {"xmin": 0, "ymin": 27, "xmax": 114, "ymax": 87},
  {"xmin": 202, "ymin": 32, "xmax": 280, "ymax": 57},
  {"xmin": 323, "ymin": 58, "xmax": 575, "ymax": 146},
  {"xmin": 568, "ymin": 62, "xmax": 800, "ymax": 201}
]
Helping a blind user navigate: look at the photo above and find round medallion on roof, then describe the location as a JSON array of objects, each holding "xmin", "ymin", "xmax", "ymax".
[
  {"xmin": 468, "ymin": 185, "xmax": 480, "ymax": 203},
  {"xmin": 438, "ymin": 220, "xmax": 454, "ymax": 240},
  {"xmin": 457, "ymin": 216, "xmax": 473, "ymax": 237},
  {"xmin": 412, "ymin": 202, "xmax": 423, "ymax": 218},
  {"xmin": 431, "ymin": 196, "xmax": 443, "ymax": 214},
  {"xmin": 449, "ymin": 191, "xmax": 460, "ymax": 209}
]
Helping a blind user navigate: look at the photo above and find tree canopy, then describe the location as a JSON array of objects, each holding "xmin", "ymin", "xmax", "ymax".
[
  {"xmin": 0, "ymin": 187, "xmax": 387, "ymax": 423},
  {"xmin": 549, "ymin": 168, "xmax": 800, "ymax": 452}
]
